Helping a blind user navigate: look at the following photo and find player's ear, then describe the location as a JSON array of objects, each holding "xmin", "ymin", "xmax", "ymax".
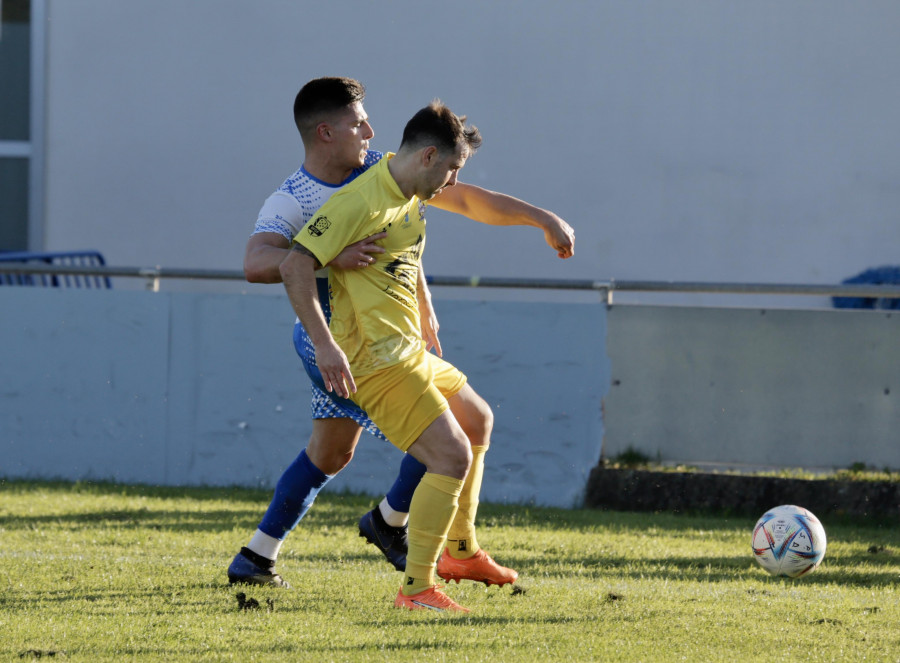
[
  {"xmin": 421, "ymin": 145, "xmax": 438, "ymax": 166},
  {"xmin": 316, "ymin": 122, "xmax": 332, "ymax": 142}
]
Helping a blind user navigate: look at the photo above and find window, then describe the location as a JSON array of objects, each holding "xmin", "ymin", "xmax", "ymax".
[{"xmin": 0, "ymin": 0, "xmax": 43, "ymax": 251}]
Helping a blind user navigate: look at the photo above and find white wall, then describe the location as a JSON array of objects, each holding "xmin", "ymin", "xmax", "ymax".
[
  {"xmin": 40, "ymin": 1, "xmax": 900, "ymax": 295},
  {"xmin": 604, "ymin": 305, "xmax": 900, "ymax": 472}
]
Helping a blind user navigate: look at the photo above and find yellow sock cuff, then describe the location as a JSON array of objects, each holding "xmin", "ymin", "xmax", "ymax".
[{"xmin": 421, "ymin": 471, "xmax": 465, "ymax": 498}]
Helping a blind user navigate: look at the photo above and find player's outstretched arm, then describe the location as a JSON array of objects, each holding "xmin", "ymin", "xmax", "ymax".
[
  {"xmin": 431, "ymin": 182, "xmax": 575, "ymax": 259},
  {"xmin": 280, "ymin": 245, "xmax": 357, "ymax": 398},
  {"xmin": 244, "ymin": 232, "xmax": 388, "ymax": 284}
]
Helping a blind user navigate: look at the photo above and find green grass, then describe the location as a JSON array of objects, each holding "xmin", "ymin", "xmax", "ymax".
[{"xmin": 1, "ymin": 480, "xmax": 899, "ymax": 662}]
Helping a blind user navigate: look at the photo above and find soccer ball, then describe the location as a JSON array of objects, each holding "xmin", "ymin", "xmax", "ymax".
[{"xmin": 751, "ymin": 505, "xmax": 827, "ymax": 578}]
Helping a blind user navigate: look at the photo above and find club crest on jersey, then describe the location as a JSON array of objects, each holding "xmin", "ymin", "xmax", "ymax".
[{"xmin": 307, "ymin": 215, "xmax": 331, "ymax": 236}]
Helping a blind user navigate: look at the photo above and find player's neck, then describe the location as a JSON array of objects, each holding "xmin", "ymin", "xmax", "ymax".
[
  {"xmin": 303, "ymin": 152, "xmax": 355, "ymax": 185},
  {"xmin": 386, "ymin": 153, "xmax": 416, "ymax": 200}
]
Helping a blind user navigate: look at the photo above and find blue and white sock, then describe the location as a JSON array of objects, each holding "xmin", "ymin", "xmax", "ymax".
[
  {"xmin": 379, "ymin": 453, "xmax": 427, "ymax": 526},
  {"xmin": 250, "ymin": 449, "xmax": 332, "ymax": 561}
]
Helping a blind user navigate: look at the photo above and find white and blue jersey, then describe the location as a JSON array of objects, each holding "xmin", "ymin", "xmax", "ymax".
[
  {"xmin": 254, "ymin": 150, "xmax": 384, "ymax": 240},
  {"xmin": 252, "ymin": 150, "xmax": 388, "ymax": 440}
]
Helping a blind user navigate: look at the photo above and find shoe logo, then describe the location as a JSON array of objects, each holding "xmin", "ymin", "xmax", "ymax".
[{"xmin": 411, "ymin": 600, "xmax": 444, "ymax": 611}]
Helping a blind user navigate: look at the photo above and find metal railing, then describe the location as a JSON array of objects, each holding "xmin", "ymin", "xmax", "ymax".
[
  {"xmin": 0, "ymin": 250, "xmax": 112, "ymax": 288},
  {"xmin": 2, "ymin": 261, "xmax": 900, "ymax": 305}
]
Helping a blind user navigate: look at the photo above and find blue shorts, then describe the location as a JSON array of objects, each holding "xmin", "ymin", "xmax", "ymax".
[{"xmin": 293, "ymin": 278, "xmax": 387, "ymax": 442}]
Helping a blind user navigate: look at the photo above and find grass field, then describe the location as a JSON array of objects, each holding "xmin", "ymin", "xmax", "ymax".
[{"xmin": 1, "ymin": 480, "xmax": 898, "ymax": 662}]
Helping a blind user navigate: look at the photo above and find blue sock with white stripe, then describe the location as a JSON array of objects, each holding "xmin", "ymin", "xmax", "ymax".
[
  {"xmin": 384, "ymin": 453, "xmax": 427, "ymax": 514},
  {"xmin": 258, "ymin": 449, "xmax": 332, "ymax": 539}
]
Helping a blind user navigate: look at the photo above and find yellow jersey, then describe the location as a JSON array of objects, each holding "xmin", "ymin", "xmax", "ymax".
[{"xmin": 295, "ymin": 154, "xmax": 428, "ymax": 376}]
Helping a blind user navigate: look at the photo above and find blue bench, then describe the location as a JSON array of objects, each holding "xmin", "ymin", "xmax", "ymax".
[{"xmin": 0, "ymin": 251, "xmax": 112, "ymax": 289}]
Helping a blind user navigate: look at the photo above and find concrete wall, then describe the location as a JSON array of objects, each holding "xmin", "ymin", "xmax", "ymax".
[
  {"xmin": 37, "ymin": 1, "xmax": 900, "ymax": 298},
  {"xmin": 603, "ymin": 305, "xmax": 900, "ymax": 471},
  {"xmin": 0, "ymin": 287, "xmax": 607, "ymax": 507},
  {"xmin": 3, "ymin": 286, "xmax": 898, "ymax": 503}
]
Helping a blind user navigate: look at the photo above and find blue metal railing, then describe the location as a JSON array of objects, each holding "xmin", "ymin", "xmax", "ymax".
[{"xmin": 0, "ymin": 251, "xmax": 112, "ymax": 289}]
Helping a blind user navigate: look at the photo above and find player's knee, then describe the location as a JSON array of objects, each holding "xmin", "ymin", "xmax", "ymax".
[
  {"xmin": 445, "ymin": 440, "xmax": 473, "ymax": 479},
  {"xmin": 306, "ymin": 438, "xmax": 354, "ymax": 475},
  {"xmin": 463, "ymin": 398, "xmax": 493, "ymax": 445},
  {"xmin": 322, "ymin": 449, "xmax": 354, "ymax": 475},
  {"xmin": 426, "ymin": 434, "xmax": 471, "ymax": 479},
  {"xmin": 478, "ymin": 402, "xmax": 494, "ymax": 439}
]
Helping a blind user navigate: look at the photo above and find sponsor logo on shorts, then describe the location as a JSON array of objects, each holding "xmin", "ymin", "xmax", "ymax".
[{"xmin": 307, "ymin": 215, "xmax": 331, "ymax": 236}]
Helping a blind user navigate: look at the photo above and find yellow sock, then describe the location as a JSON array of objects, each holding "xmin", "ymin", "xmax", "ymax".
[
  {"xmin": 447, "ymin": 445, "xmax": 487, "ymax": 560},
  {"xmin": 402, "ymin": 472, "xmax": 464, "ymax": 596}
]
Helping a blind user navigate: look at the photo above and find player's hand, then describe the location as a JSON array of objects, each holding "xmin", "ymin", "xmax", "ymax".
[
  {"xmin": 329, "ymin": 232, "xmax": 387, "ymax": 270},
  {"xmin": 543, "ymin": 213, "xmax": 575, "ymax": 259},
  {"xmin": 315, "ymin": 341, "xmax": 357, "ymax": 398},
  {"xmin": 419, "ymin": 298, "xmax": 442, "ymax": 357}
]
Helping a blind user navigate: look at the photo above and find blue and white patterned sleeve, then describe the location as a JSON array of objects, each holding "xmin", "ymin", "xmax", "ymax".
[{"xmin": 252, "ymin": 191, "xmax": 303, "ymax": 241}]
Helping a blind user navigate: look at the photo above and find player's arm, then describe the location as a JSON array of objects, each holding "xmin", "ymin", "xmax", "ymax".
[
  {"xmin": 244, "ymin": 231, "xmax": 387, "ymax": 283},
  {"xmin": 244, "ymin": 232, "xmax": 292, "ymax": 283},
  {"xmin": 430, "ymin": 182, "xmax": 575, "ymax": 259},
  {"xmin": 417, "ymin": 260, "xmax": 442, "ymax": 357},
  {"xmin": 279, "ymin": 244, "xmax": 356, "ymax": 397}
]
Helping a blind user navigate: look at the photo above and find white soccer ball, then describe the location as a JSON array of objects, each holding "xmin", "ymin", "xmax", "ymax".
[{"xmin": 751, "ymin": 504, "xmax": 827, "ymax": 578}]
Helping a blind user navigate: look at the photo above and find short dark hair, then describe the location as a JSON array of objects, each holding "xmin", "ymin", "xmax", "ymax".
[
  {"xmin": 399, "ymin": 100, "xmax": 482, "ymax": 156},
  {"xmin": 293, "ymin": 77, "xmax": 366, "ymax": 140}
]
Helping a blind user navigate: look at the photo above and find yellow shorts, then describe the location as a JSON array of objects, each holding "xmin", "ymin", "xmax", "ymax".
[{"xmin": 351, "ymin": 351, "xmax": 468, "ymax": 451}]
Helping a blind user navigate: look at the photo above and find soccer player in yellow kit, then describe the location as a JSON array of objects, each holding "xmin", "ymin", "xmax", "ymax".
[
  {"xmin": 229, "ymin": 77, "xmax": 575, "ymax": 591},
  {"xmin": 280, "ymin": 101, "xmax": 503, "ymax": 612}
]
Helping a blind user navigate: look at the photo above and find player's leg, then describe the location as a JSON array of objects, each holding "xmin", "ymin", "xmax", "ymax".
[
  {"xmin": 227, "ymin": 417, "xmax": 362, "ymax": 587},
  {"xmin": 443, "ymin": 383, "xmax": 492, "ymax": 557},
  {"xmin": 395, "ymin": 411, "xmax": 471, "ymax": 612},
  {"xmin": 381, "ymin": 453, "xmax": 428, "ymax": 524},
  {"xmin": 315, "ymin": 374, "xmax": 427, "ymax": 570},
  {"xmin": 351, "ymin": 353, "xmax": 472, "ymax": 612},
  {"xmin": 293, "ymin": 314, "xmax": 427, "ymax": 570},
  {"xmin": 357, "ymin": 453, "xmax": 426, "ymax": 571},
  {"xmin": 437, "ymin": 383, "xmax": 518, "ymax": 587}
]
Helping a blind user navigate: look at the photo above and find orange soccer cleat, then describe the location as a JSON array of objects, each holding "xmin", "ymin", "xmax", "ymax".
[
  {"xmin": 393, "ymin": 585, "xmax": 470, "ymax": 613},
  {"xmin": 436, "ymin": 548, "xmax": 518, "ymax": 587}
]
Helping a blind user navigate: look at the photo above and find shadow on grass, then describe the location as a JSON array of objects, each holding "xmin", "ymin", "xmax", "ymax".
[
  {"xmin": 0, "ymin": 478, "xmax": 281, "ymax": 504},
  {"xmin": 3, "ymin": 480, "xmax": 899, "ymax": 561},
  {"xmin": 0, "ymin": 479, "xmax": 380, "ymax": 532}
]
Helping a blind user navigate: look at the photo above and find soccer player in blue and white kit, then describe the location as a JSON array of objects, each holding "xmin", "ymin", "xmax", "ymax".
[{"xmin": 228, "ymin": 77, "xmax": 575, "ymax": 588}]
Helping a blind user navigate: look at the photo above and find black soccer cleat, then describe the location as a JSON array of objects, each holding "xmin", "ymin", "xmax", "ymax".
[
  {"xmin": 227, "ymin": 548, "xmax": 290, "ymax": 588},
  {"xmin": 358, "ymin": 509, "xmax": 408, "ymax": 572}
]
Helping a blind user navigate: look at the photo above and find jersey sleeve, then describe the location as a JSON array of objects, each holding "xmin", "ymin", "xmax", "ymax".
[
  {"xmin": 252, "ymin": 191, "xmax": 304, "ymax": 241},
  {"xmin": 294, "ymin": 192, "xmax": 371, "ymax": 267}
]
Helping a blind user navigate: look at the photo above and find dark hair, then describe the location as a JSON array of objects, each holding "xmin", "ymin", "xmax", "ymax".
[
  {"xmin": 293, "ymin": 77, "xmax": 366, "ymax": 139},
  {"xmin": 399, "ymin": 100, "xmax": 482, "ymax": 156}
]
